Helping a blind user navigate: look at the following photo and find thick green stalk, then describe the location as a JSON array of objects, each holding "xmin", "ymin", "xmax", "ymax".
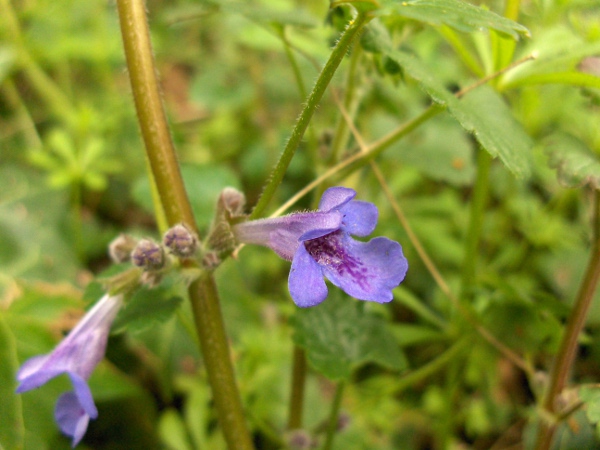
[
  {"xmin": 116, "ymin": 1, "xmax": 253, "ymax": 448},
  {"xmin": 250, "ymin": 13, "xmax": 369, "ymax": 219},
  {"xmin": 188, "ymin": 273, "xmax": 255, "ymax": 450},
  {"xmin": 321, "ymin": 381, "xmax": 346, "ymax": 450},
  {"xmin": 535, "ymin": 191, "xmax": 600, "ymax": 450},
  {"xmin": 116, "ymin": 0, "xmax": 195, "ymax": 229}
]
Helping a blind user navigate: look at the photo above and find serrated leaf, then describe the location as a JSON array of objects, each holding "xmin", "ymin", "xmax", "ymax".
[
  {"xmin": 379, "ymin": 0, "xmax": 530, "ymax": 39},
  {"xmin": 0, "ymin": 314, "xmax": 24, "ymax": 450},
  {"xmin": 112, "ymin": 285, "xmax": 183, "ymax": 334},
  {"xmin": 456, "ymin": 86, "xmax": 533, "ymax": 178},
  {"xmin": 545, "ymin": 133, "xmax": 600, "ymax": 189},
  {"xmin": 383, "ymin": 48, "xmax": 532, "ymax": 177},
  {"xmin": 291, "ymin": 292, "xmax": 407, "ymax": 381}
]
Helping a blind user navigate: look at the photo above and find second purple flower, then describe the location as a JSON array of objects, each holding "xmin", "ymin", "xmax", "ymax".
[{"xmin": 233, "ymin": 187, "xmax": 408, "ymax": 307}]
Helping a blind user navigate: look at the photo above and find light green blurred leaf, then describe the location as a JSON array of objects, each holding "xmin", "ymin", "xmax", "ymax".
[
  {"xmin": 379, "ymin": 0, "xmax": 530, "ymax": 39},
  {"xmin": 581, "ymin": 386, "xmax": 600, "ymax": 424},
  {"xmin": 291, "ymin": 292, "xmax": 408, "ymax": 380},
  {"xmin": 158, "ymin": 409, "xmax": 193, "ymax": 450}
]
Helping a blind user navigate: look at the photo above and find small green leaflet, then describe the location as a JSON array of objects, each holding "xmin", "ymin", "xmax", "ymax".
[
  {"xmin": 378, "ymin": 0, "xmax": 530, "ymax": 39},
  {"xmin": 290, "ymin": 292, "xmax": 407, "ymax": 381}
]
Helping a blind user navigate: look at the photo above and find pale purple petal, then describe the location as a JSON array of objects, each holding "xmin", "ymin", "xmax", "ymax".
[
  {"xmin": 339, "ymin": 200, "xmax": 378, "ymax": 236},
  {"xmin": 233, "ymin": 211, "xmax": 342, "ymax": 260},
  {"xmin": 318, "ymin": 187, "xmax": 356, "ymax": 212},
  {"xmin": 16, "ymin": 294, "xmax": 123, "ymax": 394},
  {"xmin": 55, "ymin": 391, "xmax": 91, "ymax": 448},
  {"xmin": 68, "ymin": 373, "xmax": 98, "ymax": 418},
  {"xmin": 318, "ymin": 236, "xmax": 407, "ymax": 303},
  {"xmin": 289, "ymin": 244, "xmax": 329, "ymax": 307}
]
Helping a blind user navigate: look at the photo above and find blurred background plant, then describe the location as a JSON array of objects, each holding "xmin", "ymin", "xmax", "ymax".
[{"xmin": 1, "ymin": 0, "xmax": 600, "ymax": 449}]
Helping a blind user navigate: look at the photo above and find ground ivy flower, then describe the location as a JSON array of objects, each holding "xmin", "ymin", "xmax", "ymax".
[
  {"xmin": 233, "ymin": 187, "xmax": 408, "ymax": 307},
  {"xmin": 16, "ymin": 293, "xmax": 124, "ymax": 447}
]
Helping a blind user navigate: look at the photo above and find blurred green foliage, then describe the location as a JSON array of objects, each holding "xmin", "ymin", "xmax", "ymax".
[{"xmin": 1, "ymin": 0, "xmax": 600, "ymax": 449}]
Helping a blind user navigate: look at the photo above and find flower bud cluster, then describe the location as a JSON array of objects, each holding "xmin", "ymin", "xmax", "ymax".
[{"xmin": 105, "ymin": 187, "xmax": 248, "ymax": 286}]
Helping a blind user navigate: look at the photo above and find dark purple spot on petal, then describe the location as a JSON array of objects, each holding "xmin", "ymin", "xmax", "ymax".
[{"xmin": 304, "ymin": 230, "xmax": 371, "ymax": 290}]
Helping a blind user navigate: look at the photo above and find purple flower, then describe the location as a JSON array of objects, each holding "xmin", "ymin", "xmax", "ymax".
[
  {"xmin": 233, "ymin": 187, "xmax": 408, "ymax": 307},
  {"xmin": 16, "ymin": 293, "xmax": 124, "ymax": 447}
]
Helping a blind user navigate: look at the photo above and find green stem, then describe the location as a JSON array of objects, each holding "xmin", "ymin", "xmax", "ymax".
[
  {"xmin": 287, "ymin": 347, "xmax": 307, "ymax": 430},
  {"xmin": 321, "ymin": 381, "xmax": 346, "ymax": 450},
  {"xmin": 279, "ymin": 28, "xmax": 320, "ymax": 175},
  {"xmin": 460, "ymin": 148, "xmax": 492, "ymax": 301},
  {"xmin": 250, "ymin": 13, "xmax": 370, "ymax": 219},
  {"xmin": 188, "ymin": 273, "xmax": 255, "ymax": 450},
  {"xmin": 116, "ymin": 0, "xmax": 196, "ymax": 230},
  {"xmin": 393, "ymin": 338, "xmax": 468, "ymax": 394},
  {"xmin": 534, "ymin": 191, "xmax": 600, "ymax": 450},
  {"xmin": 116, "ymin": 1, "xmax": 253, "ymax": 448}
]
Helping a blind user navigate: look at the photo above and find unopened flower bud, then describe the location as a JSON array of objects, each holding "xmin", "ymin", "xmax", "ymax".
[
  {"xmin": 163, "ymin": 224, "xmax": 198, "ymax": 258},
  {"xmin": 108, "ymin": 234, "xmax": 138, "ymax": 263},
  {"xmin": 131, "ymin": 238, "xmax": 165, "ymax": 271},
  {"xmin": 218, "ymin": 187, "xmax": 246, "ymax": 218}
]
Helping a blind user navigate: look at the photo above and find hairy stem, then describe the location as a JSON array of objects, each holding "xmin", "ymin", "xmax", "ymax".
[
  {"xmin": 116, "ymin": 0, "xmax": 196, "ymax": 230},
  {"xmin": 535, "ymin": 191, "xmax": 600, "ymax": 450},
  {"xmin": 250, "ymin": 13, "xmax": 369, "ymax": 219},
  {"xmin": 116, "ymin": 1, "xmax": 253, "ymax": 448}
]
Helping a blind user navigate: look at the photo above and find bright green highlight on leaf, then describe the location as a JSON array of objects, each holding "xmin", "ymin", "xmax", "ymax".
[{"xmin": 378, "ymin": 0, "xmax": 530, "ymax": 39}]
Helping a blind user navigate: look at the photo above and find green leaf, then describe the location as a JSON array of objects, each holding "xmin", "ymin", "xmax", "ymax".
[
  {"xmin": 581, "ymin": 386, "xmax": 600, "ymax": 424},
  {"xmin": 158, "ymin": 409, "xmax": 193, "ymax": 450},
  {"xmin": 291, "ymin": 292, "xmax": 408, "ymax": 381},
  {"xmin": 456, "ymin": 85, "xmax": 533, "ymax": 178},
  {"xmin": 111, "ymin": 284, "xmax": 183, "ymax": 334},
  {"xmin": 0, "ymin": 313, "xmax": 24, "ymax": 450},
  {"xmin": 383, "ymin": 48, "xmax": 532, "ymax": 177},
  {"xmin": 379, "ymin": 0, "xmax": 530, "ymax": 39},
  {"xmin": 546, "ymin": 133, "xmax": 600, "ymax": 189}
]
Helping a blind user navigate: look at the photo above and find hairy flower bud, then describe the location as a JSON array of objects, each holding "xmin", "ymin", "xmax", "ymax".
[
  {"xmin": 131, "ymin": 238, "xmax": 165, "ymax": 271},
  {"xmin": 108, "ymin": 234, "xmax": 138, "ymax": 263},
  {"xmin": 163, "ymin": 224, "xmax": 198, "ymax": 258},
  {"xmin": 218, "ymin": 187, "xmax": 246, "ymax": 219}
]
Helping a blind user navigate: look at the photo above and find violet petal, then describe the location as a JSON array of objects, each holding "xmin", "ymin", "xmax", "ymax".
[
  {"xmin": 289, "ymin": 244, "xmax": 329, "ymax": 307},
  {"xmin": 55, "ymin": 391, "xmax": 91, "ymax": 448},
  {"xmin": 339, "ymin": 200, "xmax": 378, "ymax": 237},
  {"xmin": 320, "ymin": 236, "xmax": 407, "ymax": 303},
  {"xmin": 318, "ymin": 187, "xmax": 356, "ymax": 212}
]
